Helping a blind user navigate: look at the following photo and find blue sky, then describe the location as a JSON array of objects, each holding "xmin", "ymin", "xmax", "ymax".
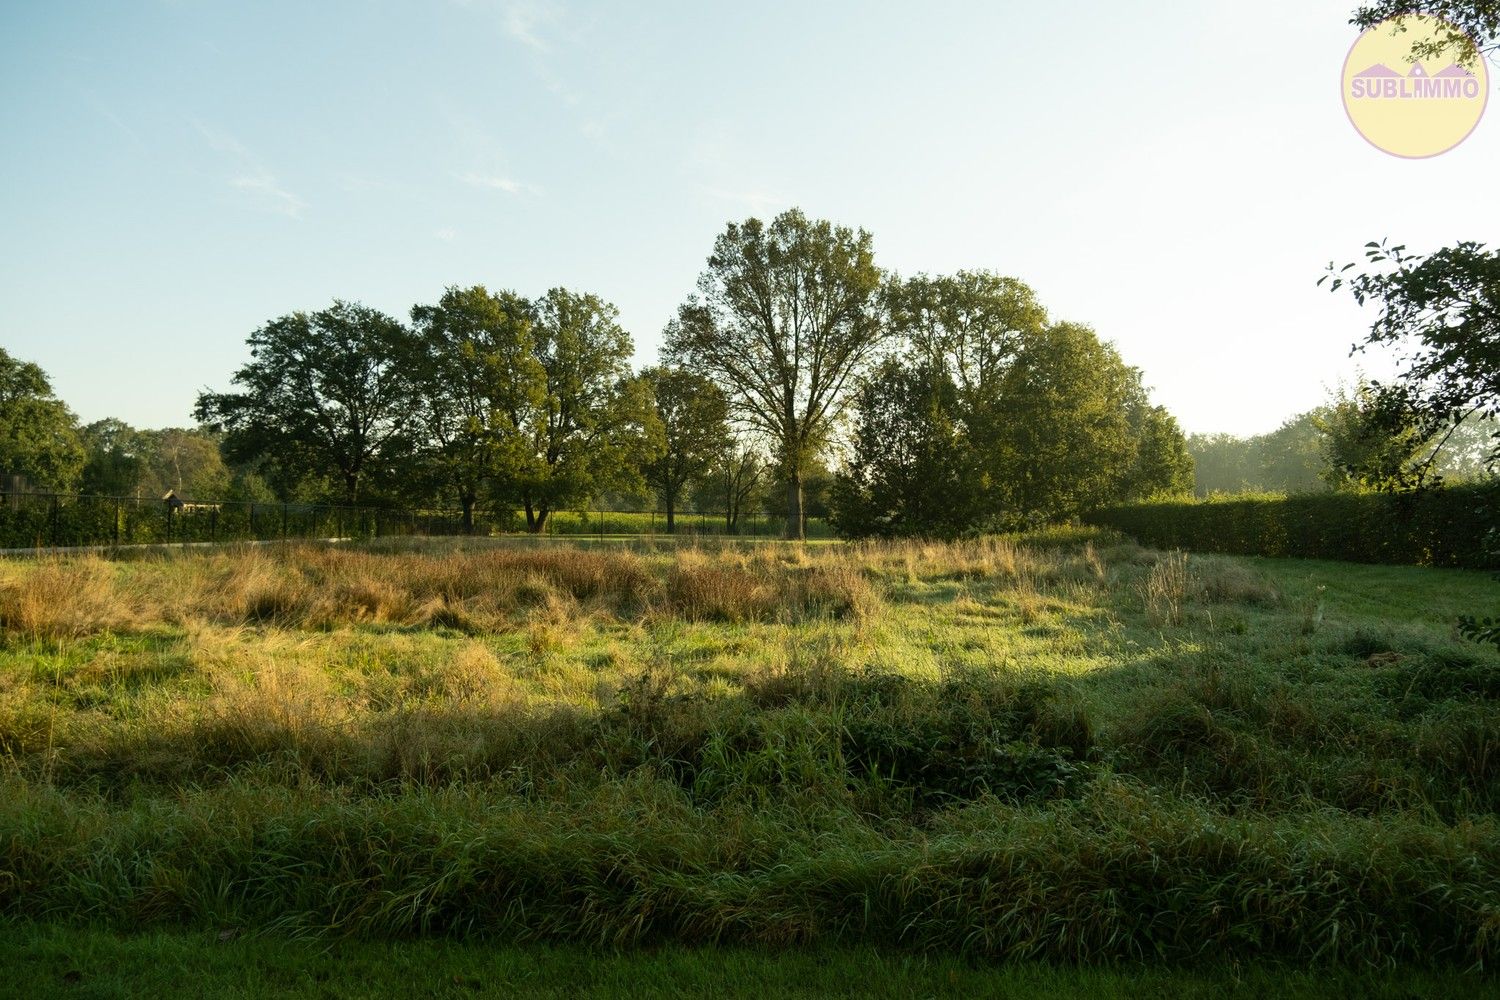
[{"xmin": 2, "ymin": 0, "xmax": 1497, "ymax": 435}]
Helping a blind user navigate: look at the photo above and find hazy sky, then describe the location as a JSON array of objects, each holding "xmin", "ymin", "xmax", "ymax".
[{"xmin": 2, "ymin": 0, "xmax": 1497, "ymax": 436}]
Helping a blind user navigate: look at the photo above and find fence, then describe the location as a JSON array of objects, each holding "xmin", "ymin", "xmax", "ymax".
[{"xmin": 0, "ymin": 491, "xmax": 828, "ymax": 550}]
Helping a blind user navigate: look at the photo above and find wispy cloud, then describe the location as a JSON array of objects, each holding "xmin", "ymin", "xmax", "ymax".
[
  {"xmin": 457, "ymin": 171, "xmax": 537, "ymax": 195},
  {"xmin": 501, "ymin": 0, "xmax": 560, "ymax": 52},
  {"xmin": 195, "ymin": 122, "xmax": 306, "ymax": 219},
  {"xmin": 230, "ymin": 172, "xmax": 307, "ymax": 219},
  {"xmin": 435, "ymin": 227, "xmax": 458, "ymax": 242}
]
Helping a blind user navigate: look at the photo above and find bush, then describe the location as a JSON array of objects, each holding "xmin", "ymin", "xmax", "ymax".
[{"xmin": 1084, "ymin": 484, "xmax": 1500, "ymax": 568}]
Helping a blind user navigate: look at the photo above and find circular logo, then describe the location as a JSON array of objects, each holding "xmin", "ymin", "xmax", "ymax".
[{"xmin": 1342, "ymin": 14, "xmax": 1489, "ymax": 158}]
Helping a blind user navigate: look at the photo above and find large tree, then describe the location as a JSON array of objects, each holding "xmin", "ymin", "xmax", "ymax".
[
  {"xmin": 195, "ymin": 301, "xmax": 421, "ymax": 505},
  {"xmin": 639, "ymin": 366, "xmax": 728, "ymax": 532},
  {"xmin": 410, "ymin": 285, "xmax": 542, "ymax": 532},
  {"xmin": 828, "ymin": 358, "xmax": 984, "ymax": 539},
  {"xmin": 665, "ymin": 209, "xmax": 886, "ymax": 539},
  {"xmin": 0, "ymin": 347, "xmax": 85, "ymax": 491},
  {"xmin": 513, "ymin": 288, "xmax": 657, "ymax": 533},
  {"xmin": 80, "ymin": 418, "xmax": 145, "ymax": 496},
  {"xmin": 994, "ymin": 322, "xmax": 1146, "ymax": 522}
]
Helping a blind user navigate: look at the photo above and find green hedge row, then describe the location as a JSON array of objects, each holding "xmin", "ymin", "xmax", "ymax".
[{"xmin": 1084, "ymin": 484, "xmax": 1500, "ymax": 569}]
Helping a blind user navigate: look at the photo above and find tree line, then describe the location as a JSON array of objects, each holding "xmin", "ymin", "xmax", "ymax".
[{"xmin": 4, "ymin": 209, "xmax": 1197, "ymax": 538}]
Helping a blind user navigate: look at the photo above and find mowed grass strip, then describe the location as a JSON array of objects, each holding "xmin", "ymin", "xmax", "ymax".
[{"xmin": 3, "ymin": 924, "xmax": 1488, "ymax": 999}]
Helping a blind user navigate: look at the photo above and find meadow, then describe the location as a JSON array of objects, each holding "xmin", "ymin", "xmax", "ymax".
[{"xmin": 1, "ymin": 531, "xmax": 1497, "ymax": 991}]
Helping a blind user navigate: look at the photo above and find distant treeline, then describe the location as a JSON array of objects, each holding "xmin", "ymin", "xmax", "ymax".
[
  {"xmin": 1188, "ymin": 392, "xmax": 1495, "ymax": 497},
  {"xmin": 2, "ymin": 209, "xmax": 1198, "ymax": 539}
]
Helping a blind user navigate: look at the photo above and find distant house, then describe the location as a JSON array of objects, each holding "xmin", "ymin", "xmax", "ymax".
[{"xmin": 162, "ymin": 490, "xmax": 221, "ymax": 514}]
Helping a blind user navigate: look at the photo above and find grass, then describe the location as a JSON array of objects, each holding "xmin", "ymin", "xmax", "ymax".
[
  {"xmin": 4, "ymin": 924, "xmax": 1489, "ymax": 999},
  {"xmin": 0, "ymin": 530, "xmax": 1497, "ymax": 978}
]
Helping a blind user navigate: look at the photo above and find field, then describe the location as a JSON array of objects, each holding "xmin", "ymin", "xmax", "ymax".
[{"xmin": 1, "ymin": 531, "xmax": 1498, "ymax": 992}]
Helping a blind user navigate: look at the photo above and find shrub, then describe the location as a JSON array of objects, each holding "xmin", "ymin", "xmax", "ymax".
[{"xmin": 1085, "ymin": 483, "xmax": 1500, "ymax": 568}]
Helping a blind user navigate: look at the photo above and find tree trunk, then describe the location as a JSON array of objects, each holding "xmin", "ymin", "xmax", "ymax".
[
  {"xmin": 665, "ymin": 494, "xmax": 676, "ymax": 534},
  {"xmin": 532, "ymin": 507, "xmax": 549, "ymax": 534},
  {"xmin": 343, "ymin": 471, "xmax": 360, "ymax": 506},
  {"xmin": 461, "ymin": 493, "xmax": 475, "ymax": 535},
  {"xmin": 784, "ymin": 468, "xmax": 804, "ymax": 540}
]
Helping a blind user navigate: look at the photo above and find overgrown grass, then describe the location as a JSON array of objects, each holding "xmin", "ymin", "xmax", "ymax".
[{"xmin": 0, "ymin": 532, "xmax": 1497, "ymax": 972}]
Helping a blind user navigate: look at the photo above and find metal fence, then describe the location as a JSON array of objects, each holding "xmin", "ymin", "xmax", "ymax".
[{"xmin": 0, "ymin": 491, "xmax": 826, "ymax": 550}]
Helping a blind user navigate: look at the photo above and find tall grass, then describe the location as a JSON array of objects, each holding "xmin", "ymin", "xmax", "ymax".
[{"xmin": 0, "ymin": 532, "xmax": 1497, "ymax": 966}]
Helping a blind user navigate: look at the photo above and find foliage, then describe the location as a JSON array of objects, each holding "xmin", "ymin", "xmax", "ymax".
[
  {"xmin": 1351, "ymin": 1, "xmax": 1498, "ymax": 60},
  {"xmin": 1323, "ymin": 240, "xmax": 1500, "ymax": 471},
  {"xmin": 512, "ymin": 288, "xmax": 659, "ymax": 532},
  {"xmin": 1189, "ymin": 413, "xmax": 1355, "ymax": 498},
  {"xmin": 1086, "ymin": 483, "xmax": 1500, "ymax": 568},
  {"xmin": 666, "ymin": 208, "xmax": 886, "ymax": 538},
  {"xmin": 1316, "ymin": 380, "xmax": 1440, "ymax": 491},
  {"xmin": 0, "ymin": 347, "xmax": 85, "ymax": 491},
  {"xmin": 409, "ymin": 285, "xmax": 542, "ymax": 529},
  {"xmin": 828, "ymin": 359, "xmax": 983, "ymax": 539},
  {"xmin": 194, "ymin": 301, "xmax": 422, "ymax": 504},
  {"xmin": 639, "ymin": 366, "xmax": 729, "ymax": 532},
  {"xmin": 693, "ymin": 439, "xmax": 769, "ymax": 532},
  {"xmin": 833, "ymin": 276, "xmax": 1192, "ymax": 538}
]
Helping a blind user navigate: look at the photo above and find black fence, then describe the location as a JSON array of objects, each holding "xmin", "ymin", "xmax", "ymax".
[{"xmin": 0, "ymin": 491, "xmax": 828, "ymax": 550}]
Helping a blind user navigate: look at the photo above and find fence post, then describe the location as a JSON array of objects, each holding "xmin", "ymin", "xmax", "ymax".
[
  {"xmin": 281, "ymin": 502, "xmax": 288, "ymax": 542},
  {"xmin": 49, "ymin": 494, "xmax": 59, "ymax": 548},
  {"xmin": 210, "ymin": 507, "xmax": 217, "ymax": 543},
  {"xmin": 112, "ymin": 499, "xmax": 120, "ymax": 548}
]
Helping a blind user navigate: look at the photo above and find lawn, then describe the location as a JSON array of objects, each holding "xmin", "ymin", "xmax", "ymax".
[{"xmin": 0, "ymin": 530, "xmax": 1496, "ymax": 988}]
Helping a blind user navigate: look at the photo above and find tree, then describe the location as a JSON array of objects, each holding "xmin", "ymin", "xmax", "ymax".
[
  {"xmin": 80, "ymin": 418, "xmax": 146, "ymax": 496},
  {"xmin": 195, "ymin": 301, "xmax": 421, "ymax": 505},
  {"xmin": 665, "ymin": 209, "xmax": 886, "ymax": 539},
  {"xmin": 639, "ymin": 366, "xmax": 728, "ymax": 532},
  {"xmin": 1317, "ymin": 381, "xmax": 1438, "ymax": 490},
  {"xmin": 513, "ymin": 288, "xmax": 658, "ymax": 533},
  {"xmin": 1122, "ymin": 396, "xmax": 1195, "ymax": 500},
  {"xmin": 410, "ymin": 286, "xmax": 542, "ymax": 532},
  {"xmin": 828, "ymin": 359, "xmax": 984, "ymax": 539},
  {"xmin": 695, "ymin": 439, "xmax": 768, "ymax": 533},
  {"xmin": 1323, "ymin": 240, "xmax": 1500, "ymax": 471},
  {"xmin": 137, "ymin": 428, "xmax": 231, "ymax": 499},
  {"xmin": 0, "ymin": 347, "xmax": 85, "ymax": 491},
  {"xmin": 1256, "ymin": 412, "xmax": 1330, "ymax": 493},
  {"xmin": 1351, "ymin": 2, "xmax": 1497, "ymax": 60},
  {"xmin": 896, "ymin": 271, "xmax": 1048, "ymax": 401}
]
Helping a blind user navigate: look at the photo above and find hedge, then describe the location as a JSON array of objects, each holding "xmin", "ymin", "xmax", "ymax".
[{"xmin": 1083, "ymin": 483, "xmax": 1500, "ymax": 569}]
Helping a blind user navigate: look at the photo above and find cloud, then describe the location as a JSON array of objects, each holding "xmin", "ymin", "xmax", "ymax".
[
  {"xmin": 230, "ymin": 172, "xmax": 306, "ymax": 219},
  {"xmin": 457, "ymin": 171, "xmax": 536, "ymax": 195},
  {"xmin": 435, "ymin": 227, "xmax": 458, "ymax": 242},
  {"xmin": 501, "ymin": 0, "xmax": 558, "ymax": 52},
  {"xmin": 195, "ymin": 121, "xmax": 305, "ymax": 219}
]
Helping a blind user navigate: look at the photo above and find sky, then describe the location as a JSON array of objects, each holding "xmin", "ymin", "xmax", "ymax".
[{"xmin": 2, "ymin": 0, "xmax": 1497, "ymax": 437}]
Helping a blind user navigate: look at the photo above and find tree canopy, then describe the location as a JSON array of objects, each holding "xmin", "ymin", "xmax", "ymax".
[
  {"xmin": 666, "ymin": 208, "xmax": 886, "ymax": 538},
  {"xmin": 195, "ymin": 301, "xmax": 421, "ymax": 505},
  {"xmin": 831, "ymin": 276, "xmax": 1193, "ymax": 538},
  {"xmin": 639, "ymin": 366, "xmax": 729, "ymax": 532},
  {"xmin": 0, "ymin": 347, "xmax": 85, "ymax": 491}
]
